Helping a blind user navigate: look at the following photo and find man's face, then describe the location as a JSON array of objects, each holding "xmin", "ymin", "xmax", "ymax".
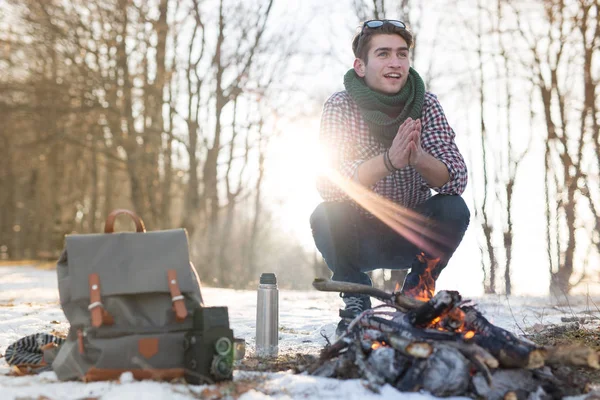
[{"xmin": 354, "ymin": 34, "xmax": 410, "ymax": 95}]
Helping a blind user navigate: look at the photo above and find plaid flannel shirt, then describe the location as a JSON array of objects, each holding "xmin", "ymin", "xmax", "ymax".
[{"xmin": 317, "ymin": 90, "xmax": 468, "ymax": 211}]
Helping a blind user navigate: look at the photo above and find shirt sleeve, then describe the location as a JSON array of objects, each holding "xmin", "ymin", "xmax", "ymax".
[
  {"xmin": 316, "ymin": 94, "xmax": 364, "ymax": 202},
  {"xmin": 420, "ymin": 93, "xmax": 468, "ymax": 195}
]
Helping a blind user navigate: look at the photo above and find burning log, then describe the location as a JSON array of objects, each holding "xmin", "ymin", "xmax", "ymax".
[
  {"xmin": 310, "ymin": 278, "xmax": 599, "ymax": 397},
  {"xmin": 315, "ymin": 279, "xmax": 546, "ymax": 369},
  {"xmin": 405, "ymin": 290, "xmax": 461, "ymax": 327},
  {"xmin": 461, "ymin": 306, "xmax": 545, "ymax": 369},
  {"xmin": 359, "ymin": 314, "xmax": 464, "ymax": 342}
]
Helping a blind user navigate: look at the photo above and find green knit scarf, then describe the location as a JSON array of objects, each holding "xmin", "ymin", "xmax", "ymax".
[{"xmin": 343, "ymin": 67, "xmax": 425, "ymax": 147}]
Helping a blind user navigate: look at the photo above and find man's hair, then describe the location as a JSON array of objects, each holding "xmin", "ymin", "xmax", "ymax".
[{"xmin": 352, "ymin": 22, "xmax": 414, "ymax": 63}]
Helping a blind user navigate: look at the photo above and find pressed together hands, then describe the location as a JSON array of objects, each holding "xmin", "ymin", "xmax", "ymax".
[
  {"xmin": 353, "ymin": 116, "xmax": 448, "ymax": 188},
  {"xmin": 388, "ymin": 117, "xmax": 425, "ymax": 170}
]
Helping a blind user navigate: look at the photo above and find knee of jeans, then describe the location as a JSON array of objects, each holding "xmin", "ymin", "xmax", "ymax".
[
  {"xmin": 310, "ymin": 203, "xmax": 329, "ymax": 236},
  {"xmin": 436, "ymin": 195, "xmax": 470, "ymax": 227},
  {"xmin": 310, "ymin": 202, "xmax": 352, "ymax": 232}
]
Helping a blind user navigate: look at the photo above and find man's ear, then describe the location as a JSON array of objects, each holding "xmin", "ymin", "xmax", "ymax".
[{"xmin": 353, "ymin": 58, "xmax": 366, "ymax": 78}]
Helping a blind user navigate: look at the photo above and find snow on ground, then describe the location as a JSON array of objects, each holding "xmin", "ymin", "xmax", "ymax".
[{"xmin": 1, "ymin": 265, "xmax": 598, "ymax": 399}]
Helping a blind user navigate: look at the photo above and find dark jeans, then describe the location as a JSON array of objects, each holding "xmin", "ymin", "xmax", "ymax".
[{"xmin": 310, "ymin": 194, "xmax": 470, "ymax": 288}]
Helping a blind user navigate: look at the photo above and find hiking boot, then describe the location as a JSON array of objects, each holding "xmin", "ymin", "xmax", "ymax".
[{"xmin": 335, "ymin": 294, "xmax": 371, "ymax": 338}]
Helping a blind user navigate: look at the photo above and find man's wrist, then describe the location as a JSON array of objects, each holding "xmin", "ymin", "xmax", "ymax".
[
  {"xmin": 411, "ymin": 152, "xmax": 428, "ymax": 171},
  {"xmin": 383, "ymin": 150, "xmax": 400, "ymax": 172}
]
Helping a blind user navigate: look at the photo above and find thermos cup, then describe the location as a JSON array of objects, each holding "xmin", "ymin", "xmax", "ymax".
[{"xmin": 255, "ymin": 272, "xmax": 278, "ymax": 357}]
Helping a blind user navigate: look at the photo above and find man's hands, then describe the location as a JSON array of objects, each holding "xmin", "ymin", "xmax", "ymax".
[
  {"xmin": 353, "ymin": 116, "xmax": 449, "ymax": 188},
  {"xmin": 387, "ymin": 117, "xmax": 424, "ymax": 170}
]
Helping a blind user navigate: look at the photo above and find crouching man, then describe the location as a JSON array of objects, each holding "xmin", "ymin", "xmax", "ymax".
[{"xmin": 310, "ymin": 20, "xmax": 470, "ymax": 337}]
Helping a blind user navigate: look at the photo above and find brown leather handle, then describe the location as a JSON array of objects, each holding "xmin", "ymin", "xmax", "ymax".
[{"xmin": 104, "ymin": 209, "xmax": 146, "ymax": 233}]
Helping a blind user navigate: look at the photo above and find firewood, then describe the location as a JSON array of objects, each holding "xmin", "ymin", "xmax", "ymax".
[
  {"xmin": 462, "ymin": 306, "xmax": 544, "ymax": 369},
  {"xmin": 437, "ymin": 342, "xmax": 495, "ymax": 385},
  {"xmin": 406, "ymin": 290, "xmax": 462, "ymax": 327},
  {"xmin": 353, "ymin": 338, "xmax": 384, "ymax": 389},
  {"xmin": 312, "ymin": 278, "xmax": 423, "ymax": 311},
  {"xmin": 320, "ymin": 337, "xmax": 350, "ymax": 361},
  {"xmin": 360, "ymin": 315, "xmax": 464, "ymax": 343},
  {"xmin": 544, "ymin": 345, "xmax": 600, "ymax": 369},
  {"xmin": 472, "ymin": 369, "xmax": 543, "ymax": 400},
  {"xmin": 441, "ymin": 340, "xmax": 499, "ymax": 369},
  {"xmin": 367, "ymin": 346, "xmax": 402, "ymax": 383},
  {"xmin": 309, "ymin": 359, "xmax": 337, "ymax": 377},
  {"xmin": 422, "ymin": 347, "xmax": 471, "ymax": 397},
  {"xmin": 386, "ymin": 333, "xmax": 433, "ymax": 359},
  {"xmin": 503, "ymin": 391, "xmax": 518, "ymax": 400},
  {"xmin": 395, "ymin": 359, "xmax": 426, "ymax": 392},
  {"xmin": 312, "ymin": 278, "xmax": 394, "ymax": 301}
]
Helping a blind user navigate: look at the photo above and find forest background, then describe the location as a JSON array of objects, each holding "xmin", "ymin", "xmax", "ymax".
[{"xmin": 1, "ymin": 0, "xmax": 598, "ymax": 298}]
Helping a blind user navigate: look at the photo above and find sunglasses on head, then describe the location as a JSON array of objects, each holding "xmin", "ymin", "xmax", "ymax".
[{"xmin": 361, "ymin": 19, "xmax": 406, "ymax": 33}]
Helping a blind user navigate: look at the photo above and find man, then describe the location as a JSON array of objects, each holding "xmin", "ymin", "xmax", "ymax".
[{"xmin": 310, "ymin": 20, "xmax": 470, "ymax": 337}]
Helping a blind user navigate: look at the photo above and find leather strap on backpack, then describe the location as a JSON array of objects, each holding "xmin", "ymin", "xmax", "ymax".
[
  {"xmin": 167, "ymin": 270, "xmax": 188, "ymax": 322},
  {"xmin": 88, "ymin": 274, "xmax": 114, "ymax": 327}
]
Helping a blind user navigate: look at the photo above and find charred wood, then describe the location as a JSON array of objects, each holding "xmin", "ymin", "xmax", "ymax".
[
  {"xmin": 472, "ymin": 369, "xmax": 560, "ymax": 400},
  {"xmin": 320, "ymin": 337, "xmax": 350, "ymax": 361},
  {"xmin": 395, "ymin": 359, "xmax": 427, "ymax": 392},
  {"xmin": 462, "ymin": 306, "xmax": 544, "ymax": 369},
  {"xmin": 421, "ymin": 347, "xmax": 470, "ymax": 397},
  {"xmin": 354, "ymin": 338, "xmax": 385, "ymax": 390},
  {"xmin": 335, "ymin": 357, "xmax": 360, "ymax": 380},
  {"xmin": 440, "ymin": 340, "xmax": 499, "ymax": 369},
  {"xmin": 311, "ymin": 278, "xmax": 599, "ymax": 397},
  {"xmin": 360, "ymin": 315, "xmax": 464, "ymax": 343},
  {"xmin": 367, "ymin": 346, "xmax": 405, "ymax": 383},
  {"xmin": 436, "ymin": 341, "xmax": 495, "ymax": 385},
  {"xmin": 309, "ymin": 358, "xmax": 337, "ymax": 377},
  {"xmin": 406, "ymin": 290, "xmax": 462, "ymax": 327}
]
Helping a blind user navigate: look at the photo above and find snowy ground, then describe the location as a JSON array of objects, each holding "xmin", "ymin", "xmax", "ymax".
[{"xmin": 1, "ymin": 265, "xmax": 598, "ymax": 400}]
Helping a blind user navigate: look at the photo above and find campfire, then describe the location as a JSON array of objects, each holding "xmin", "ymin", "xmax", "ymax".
[{"xmin": 310, "ymin": 277, "xmax": 600, "ymax": 399}]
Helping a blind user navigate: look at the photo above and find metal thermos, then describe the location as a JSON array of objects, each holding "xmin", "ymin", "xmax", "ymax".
[{"xmin": 256, "ymin": 272, "xmax": 278, "ymax": 357}]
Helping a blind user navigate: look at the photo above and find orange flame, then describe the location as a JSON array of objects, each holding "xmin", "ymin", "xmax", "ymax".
[
  {"xmin": 402, "ymin": 253, "xmax": 440, "ymax": 301},
  {"xmin": 371, "ymin": 341, "xmax": 382, "ymax": 350},
  {"xmin": 463, "ymin": 331, "xmax": 475, "ymax": 339},
  {"xmin": 447, "ymin": 307, "xmax": 466, "ymax": 331}
]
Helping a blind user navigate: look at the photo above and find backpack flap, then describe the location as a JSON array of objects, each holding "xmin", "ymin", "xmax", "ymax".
[{"xmin": 62, "ymin": 228, "xmax": 202, "ymax": 327}]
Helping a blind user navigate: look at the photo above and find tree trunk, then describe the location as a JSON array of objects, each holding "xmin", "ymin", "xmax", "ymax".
[
  {"xmin": 117, "ymin": 0, "xmax": 146, "ymax": 222},
  {"xmin": 203, "ymin": 0, "xmax": 226, "ymax": 276},
  {"xmin": 145, "ymin": 0, "xmax": 169, "ymax": 227}
]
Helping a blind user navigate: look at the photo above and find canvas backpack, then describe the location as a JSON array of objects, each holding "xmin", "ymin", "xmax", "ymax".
[{"xmin": 52, "ymin": 209, "xmax": 204, "ymax": 382}]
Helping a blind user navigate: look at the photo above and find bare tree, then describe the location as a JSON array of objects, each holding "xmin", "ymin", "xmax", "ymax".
[{"xmin": 507, "ymin": 0, "xmax": 599, "ymax": 296}]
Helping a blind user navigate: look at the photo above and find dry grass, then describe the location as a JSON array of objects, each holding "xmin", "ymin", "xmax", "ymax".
[
  {"xmin": 235, "ymin": 353, "xmax": 318, "ymax": 373},
  {"xmin": 527, "ymin": 324, "xmax": 600, "ymax": 386},
  {"xmin": 0, "ymin": 260, "xmax": 56, "ymax": 269}
]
